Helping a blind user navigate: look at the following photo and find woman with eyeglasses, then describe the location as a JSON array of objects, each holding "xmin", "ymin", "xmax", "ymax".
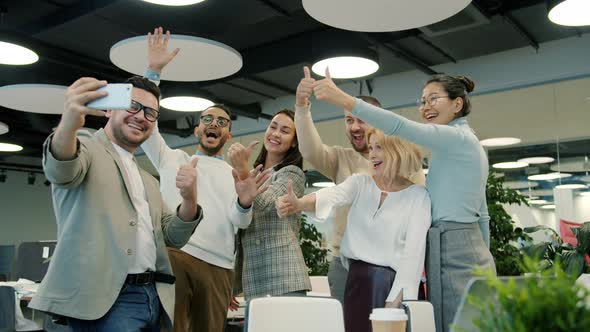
[
  {"xmin": 228, "ymin": 109, "xmax": 311, "ymax": 302},
  {"xmin": 312, "ymin": 71, "xmax": 496, "ymax": 332}
]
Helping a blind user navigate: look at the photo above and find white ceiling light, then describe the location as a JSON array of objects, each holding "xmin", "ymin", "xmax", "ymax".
[
  {"xmin": 161, "ymin": 96, "xmax": 214, "ymax": 112},
  {"xmin": 311, "ymin": 56, "xmax": 379, "ymax": 79},
  {"xmin": 517, "ymin": 157, "xmax": 555, "ymax": 164},
  {"xmin": 528, "ymin": 199, "xmax": 549, "ymax": 205},
  {"xmin": 548, "ymin": 0, "xmax": 590, "ymax": 26},
  {"xmin": 313, "ymin": 182, "xmax": 336, "ymax": 188},
  {"xmin": 0, "ymin": 122, "xmax": 8, "ymax": 135},
  {"xmin": 540, "ymin": 204, "xmax": 556, "ymax": 210},
  {"xmin": 0, "ymin": 143, "xmax": 23, "ymax": 152},
  {"xmin": 527, "ymin": 172, "xmax": 572, "ymax": 181},
  {"xmin": 555, "ymin": 184, "xmax": 587, "ymax": 189},
  {"xmin": 480, "ymin": 137, "xmax": 521, "ymax": 147},
  {"xmin": 493, "ymin": 161, "xmax": 529, "ymax": 169},
  {"xmin": 142, "ymin": 0, "xmax": 206, "ymax": 5},
  {"xmin": 579, "ymin": 191, "xmax": 590, "ymax": 196},
  {"xmin": 0, "ymin": 41, "xmax": 39, "ymax": 65}
]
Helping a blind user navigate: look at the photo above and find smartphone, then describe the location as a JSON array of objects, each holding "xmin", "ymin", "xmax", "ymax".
[{"xmin": 87, "ymin": 83, "xmax": 132, "ymax": 110}]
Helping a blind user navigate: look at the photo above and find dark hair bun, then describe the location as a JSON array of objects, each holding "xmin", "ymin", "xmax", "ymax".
[{"xmin": 455, "ymin": 75, "xmax": 475, "ymax": 93}]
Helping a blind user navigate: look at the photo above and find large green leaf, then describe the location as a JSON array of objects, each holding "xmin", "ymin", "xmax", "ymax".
[
  {"xmin": 572, "ymin": 222, "xmax": 590, "ymax": 256},
  {"xmin": 560, "ymin": 250, "xmax": 587, "ymax": 277}
]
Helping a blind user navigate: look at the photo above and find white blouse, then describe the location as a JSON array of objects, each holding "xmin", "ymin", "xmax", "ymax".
[{"xmin": 314, "ymin": 174, "xmax": 431, "ymax": 301}]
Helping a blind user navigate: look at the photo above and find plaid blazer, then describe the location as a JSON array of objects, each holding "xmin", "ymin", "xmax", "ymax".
[{"xmin": 234, "ymin": 165, "xmax": 311, "ymax": 300}]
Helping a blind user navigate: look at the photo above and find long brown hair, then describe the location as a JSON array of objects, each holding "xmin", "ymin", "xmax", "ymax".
[{"xmin": 253, "ymin": 109, "xmax": 303, "ymax": 171}]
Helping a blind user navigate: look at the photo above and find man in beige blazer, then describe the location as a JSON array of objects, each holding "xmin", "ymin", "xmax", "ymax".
[{"xmin": 29, "ymin": 76, "xmax": 203, "ymax": 331}]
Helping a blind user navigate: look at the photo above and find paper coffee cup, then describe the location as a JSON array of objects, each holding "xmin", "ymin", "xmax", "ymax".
[{"xmin": 370, "ymin": 308, "xmax": 408, "ymax": 332}]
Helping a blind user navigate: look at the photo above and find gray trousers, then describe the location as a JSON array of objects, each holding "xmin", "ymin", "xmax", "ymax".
[
  {"xmin": 328, "ymin": 256, "xmax": 348, "ymax": 304},
  {"xmin": 426, "ymin": 221, "xmax": 496, "ymax": 332}
]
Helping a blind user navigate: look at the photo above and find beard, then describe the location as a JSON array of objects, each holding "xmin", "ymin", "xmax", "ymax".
[
  {"xmin": 199, "ymin": 135, "xmax": 228, "ymax": 155},
  {"xmin": 348, "ymin": 136, "xmax": 369, "ymax": 154},
  {"xmin": 110, "ymin": 122, "xmax": 148, "ymax": 150}
]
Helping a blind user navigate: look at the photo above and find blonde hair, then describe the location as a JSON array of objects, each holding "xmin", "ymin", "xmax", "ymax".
[{"xmin": 366, "ymin": 128, "xmax": 423, "ymax": 185}]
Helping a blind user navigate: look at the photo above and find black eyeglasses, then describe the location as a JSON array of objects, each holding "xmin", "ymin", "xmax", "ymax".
[
  {"xmin": 128, "ymin": 100, "xmax": 160, "ymax": 122},
  {"xmin": 417, "ymin": 95, "xmax": 449, "ymax": 109},
  {"xmin": 200, "ymin": 114, "xmax": 231, "ymax": 128}
]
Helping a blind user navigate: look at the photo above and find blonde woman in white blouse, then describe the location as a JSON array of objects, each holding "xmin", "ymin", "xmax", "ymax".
[{"xmin": 277, "ymin": 129, "xmax": 431, "ymax": 332}]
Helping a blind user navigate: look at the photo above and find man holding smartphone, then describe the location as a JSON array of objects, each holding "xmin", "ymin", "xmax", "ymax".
[
  {"xmin": 30, "ymin": 76, "xmax": 204, "ymax": 331},
  {"xmin": 141, "ymin": 27, "xmax": 269, "ymax": 332}
]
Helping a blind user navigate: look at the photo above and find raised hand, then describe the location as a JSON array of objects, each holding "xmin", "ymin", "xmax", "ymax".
[
  {"xmin": 233, "ymin": 164, "xmax": 271, "ymax": 208},
  {"xmin": 51, "ymin": 77, "xmax": 109, "ymax": 160},
  {"xmin": 276, "ymin": 179, "xmax": 301, "ymax": 218},
  {"xmin": 296, "ymin": 66, "xmax": 315, "ymax": 107},
  {"xmin": 147, "ymin": 26, "xmax": 180, "ymax": 73},
  {"xmin": 313, "ymin": 67, "xmax": 356, "ymax": 111},
  {"xmin": 227, "ymin": 141, "xmax": 259, "ymax": 179},
  {"xmin": 60, "ymin": 77, "xmax": 108, "ymax": 132},
  {"xmin": 176, "ymin": 156, "xmax": 198, "ymax": 204}
]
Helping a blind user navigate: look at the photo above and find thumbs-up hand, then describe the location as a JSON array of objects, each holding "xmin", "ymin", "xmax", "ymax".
[
  {"xmin": 276, "ymin": 179, "xmax": 301, "ymax": 218},
  {"xmin": 176, "ymin": 156, "xmax": 198, "ymax": 204},
  {"xmin": 313, "ymin": 67, "xmax": 357, "ymax": 111},
  {"xmin": 296, "ymin": 66, "xmax": 315, "ymax": 107},
  {"xmin": 228, "ymin": 141, "xmax": 258, "ymax": 180}
]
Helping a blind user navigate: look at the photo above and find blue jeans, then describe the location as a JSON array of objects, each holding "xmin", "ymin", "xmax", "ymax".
[{"xmin": 68, "ymin": 283, "xmax": 161, "ymax": 332}]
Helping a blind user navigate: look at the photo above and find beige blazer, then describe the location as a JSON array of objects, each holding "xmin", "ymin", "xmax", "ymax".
[{"xmin": 29, "ymin": 129, "xmax": 201, "ymax": 329}]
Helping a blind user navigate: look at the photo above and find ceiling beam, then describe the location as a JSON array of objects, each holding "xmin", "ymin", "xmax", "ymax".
[
  {"xmin": 18, "ymin": 0, "xmax": 121, "ymax": 35},
  {"xmin": 246, "ymin": 76, "xmax": 296, "ymax": 95},
  {"xmin": 223, "ymin": 82, "xmax": 276, "ymax": 100},
  {"xmin": 255, "ymin": 0, "xmax": 292, "ymax": 18},
  {"xmin": 415, "ymin": 35, "xmax": 457, "ymax": 64},
  {"xmin": 359, "ymin": 33, "xmax": 437, "ymax": 76},
  {"xmin": 503, "ymin": 13, "xmax": 539, "ymax": 52}
]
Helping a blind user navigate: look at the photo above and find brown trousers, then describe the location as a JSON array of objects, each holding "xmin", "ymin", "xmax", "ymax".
[{"xmin": 167, "ymin": 248, "xmax": 233, "ymax": 332}]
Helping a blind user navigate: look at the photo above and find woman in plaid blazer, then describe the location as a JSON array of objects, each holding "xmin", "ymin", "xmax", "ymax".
[{"xmin": 229, "ymin": 109, "xmax": 311, "ymax": 300}]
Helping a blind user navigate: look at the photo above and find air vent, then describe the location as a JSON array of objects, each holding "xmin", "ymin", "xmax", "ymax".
[{"xmin": 419, "ymin": 4, "xmax": 490, "ymax": 37}]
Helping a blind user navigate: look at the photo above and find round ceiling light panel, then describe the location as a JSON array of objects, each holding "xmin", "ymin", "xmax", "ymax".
[
  {"xmin": 0, "ymin": 84, "xmax": 67, "ymax": 114},
  {"xmin": 302, "ymin": 0, "xmax": 471, "ymax": 32},
  {"xmin": 111, "ymin": 35, "xmax": 242, "ymax": 82}
]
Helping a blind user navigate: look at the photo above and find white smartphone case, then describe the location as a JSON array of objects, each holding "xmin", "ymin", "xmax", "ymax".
[{"xmin": 87, "ymin": 83, "xmax": 132, "ymax": 110}]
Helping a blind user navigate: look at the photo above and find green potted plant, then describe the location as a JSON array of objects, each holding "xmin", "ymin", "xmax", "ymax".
[
  {"xmin": 467, "ymin": 258, "xmax": 590, "ymax": 332},
  {"xmin": 299, "ymin": 214, "xmax": 330, "ymax": 276},
  {"xmin": 523, "ymin": 221, "xmax": 590, "ymax": 277},
  {"xmin": 486, "ymin": 172, "xmax": 529, "ymax": 275}
]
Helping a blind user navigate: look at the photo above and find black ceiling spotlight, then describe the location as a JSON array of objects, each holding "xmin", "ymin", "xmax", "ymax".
[
  {"xmin": 0, "ymin": 169, "xmax": 6, "ymax": 183},
  {"xmin": 547, "ymin": 0, "xmax": 590, "ymax": 26},
  {"xmin": 27, "ymin": 172, "xmax": 36, "ymax": 185}
]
